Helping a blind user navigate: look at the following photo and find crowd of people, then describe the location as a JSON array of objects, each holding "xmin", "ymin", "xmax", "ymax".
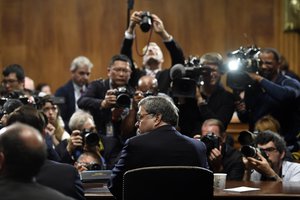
[{"xmin": 0, "ymin": 10, "xmax": 300, "ymax": 200}]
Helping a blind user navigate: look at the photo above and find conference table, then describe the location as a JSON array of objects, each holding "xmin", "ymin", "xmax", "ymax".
[{"xmin": 84, "ymin": 181, "xmax": 300, "ymax": 200}]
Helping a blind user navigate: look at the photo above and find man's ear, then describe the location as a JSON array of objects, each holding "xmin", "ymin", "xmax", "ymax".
[
  {"xmin": 280, "ymin": 151, "xmax": 285, "ymax": 160},
  {"xmin": 154, "ymin": 114, "xmax": 162, "ymax": 127}
]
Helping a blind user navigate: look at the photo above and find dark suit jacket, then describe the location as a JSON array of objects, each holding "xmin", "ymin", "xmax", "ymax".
[
  {"xmin": 55, "ymin": 80, "xmax": 76, "ymax": 130},
  {"xmin": 36, "ymin": 160, "xmax": 85, "ymax": 200},
  {"xmin": 0, "ymin": 178, "xmax": 74, "ymax": 200},
  {"xmin": 121, "ymin": 38, "xmax": 185, "ymax": 94},
  {"xmin": 108, "ymin": 125, "xmax": 208, "ymax": 200},
  {"xmin": 77, "ymin": 79, "xmax": 135, "ymax": 169}
]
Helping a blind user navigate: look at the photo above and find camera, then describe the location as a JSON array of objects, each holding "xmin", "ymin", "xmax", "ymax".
[
  {"xmin": 170, "ymin": 56, "xmax": 212, "ymax": 98},
  {"xmin": 140, "ymin": 11, "xmax": 153, "ymax": 32},
  {"xmin": 201, "ymin": 133, "xmax": 220, "ymax": 155},
  {"xmin": 240, "ymin": 145, "xmax": 267, "ymax": 159},
  {"xmin": 238, "ymin": 130, "xmax": 258, "ymax": 146},
  {"xmin": 81, "ymin": 129, "xmax": 100, "ymax": 147},
  {"xmin": 143, "ymin": 90, "xmax": 156, "ymax": 97},
  {"xmin": 226, "ymin": 45, "xmax": 260, "ymax": 90},
  {"xmin": 114, "ymin": 87, "xmax": 133, "ymax": 108},
  {"xmin": 85, "ymin": 162, "xmax": 103, "ymax": 171}
]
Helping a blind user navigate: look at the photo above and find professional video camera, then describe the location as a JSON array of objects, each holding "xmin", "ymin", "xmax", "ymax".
[
  {"xmin": 226, "ymin": 45, "xmax": 261, "ymax": 91},
  {"xmin": 170, "ymin": 56, "xmax": 212, "ymax": 98},
  {"xmin": 140, "ymin": 11, "xmax": 153, "ymax": 32},
  {"xmin": 201, "ymin": 133, "xmax": 220, "ymax": 155},
  {"xmin": 81, "ymin": 129, "xmax": 100, "ymax": 147},
  {"xmin": 114, "ymin": 87, "xmax": 133, "ymax": 108}
]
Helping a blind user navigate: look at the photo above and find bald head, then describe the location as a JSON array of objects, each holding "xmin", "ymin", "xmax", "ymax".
[
  {"xmin": 137, "ymin": 75, "xmax": 158, "ymax": 93},
  {"xmin": 0, "ymin": 123, "xmax": 46, "ymax": 181}
]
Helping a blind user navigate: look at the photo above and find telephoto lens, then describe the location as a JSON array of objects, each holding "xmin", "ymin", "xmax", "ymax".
[{"xmin": 241, "ymin": 145, "xmax": 258, "ymax": 158}]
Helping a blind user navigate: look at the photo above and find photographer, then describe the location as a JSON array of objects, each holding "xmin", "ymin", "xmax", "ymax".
[
  {"xmin": 121, "ymin": 11, "xmax": 185, "ymax": 94},
  {"xmin": 195, "ymin": 118, "xmax": 244, "ymax": 180},
  {"xmin": 55, "ymin": 110, "xmax": 105, "ymax": 168},
  {"xmin": 176, "ymin": 53, "xmax": 235, "ymax": 137},
  {"xmin": 77, "ymin": 54, "xmax": 136, "ymax": 169},
  {"xmin": 235, "ymin": 48, "xmax": 300, "ymax": 152},
  {"xmin": 243, "ymin": 130, "xmax": 300, "ymax": 181}
]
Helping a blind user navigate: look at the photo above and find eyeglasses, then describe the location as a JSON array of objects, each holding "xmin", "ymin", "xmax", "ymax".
[
  {"xmin": 2, "ymin": 79, "xmax": 19, "ymax": 85},
  {"xmin": 259, "ymin": 147, "xmax": 277, "ymax": 153},
  {"xmin": 111, "ymin": 67, "xmax": 131, "ymax": 74},
  {"xmin": 136, "ymin": 113, "xmax": 154, "ymax": 122}
]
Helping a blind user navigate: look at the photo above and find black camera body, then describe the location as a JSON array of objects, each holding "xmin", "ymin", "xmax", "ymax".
[
  {"xmin": 115, "ymin": 87, "xmax": 133, "ymax": 108},
  {"xmin": 86, "ymin": 163, "xmax": 103, "ymax": 171},
  {"xmin": 115, "ymin": 87, "xmax": 132, "ymax": 108},
  {"xmin": 226, "ymin": 45, "xmax": 260, "ymax": 90},
  {"xmin": 240, "ymin": 145, "xmax": 268, "ymax": 160},
  {"xmin": 170, "ymin": 56, "xmax": 212, "ymax": 98},
  {"xmin": 140, "ymin": 11, "xmax": 153, "ymax": 32},
  {"xmin": 81, "ymin": 129, "xmax": 100, "ymax": 147},
  {"xmin": 201, "ymin": 133, "xmax": 220, "ymax": 155}
]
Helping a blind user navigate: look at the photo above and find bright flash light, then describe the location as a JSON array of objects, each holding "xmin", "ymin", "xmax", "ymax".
[{"xmin": 228, "ymin": 59, "xmax": 241, "ymax": 71}]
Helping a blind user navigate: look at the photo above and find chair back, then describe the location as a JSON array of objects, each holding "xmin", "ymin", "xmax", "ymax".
[{"xmin": 123, "ymin": 166, "xmax": 213, "ymax": 200}]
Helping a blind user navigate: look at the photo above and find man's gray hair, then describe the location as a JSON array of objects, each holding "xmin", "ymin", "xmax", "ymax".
[
  {"xmin": 68, "ymin": 110, "xmax": 95, "ymax": 131},
  {"xmin": 138, "ymin": 96, "xmax": 179, "ymax": 126},
  {"xmin": 70, "ymin": 56, "xmax": 94, "ymax": 72}
]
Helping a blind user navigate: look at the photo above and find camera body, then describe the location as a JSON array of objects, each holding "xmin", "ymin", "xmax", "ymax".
[
  {"xmin": 81, "ymin": 129, "xmax": 100, "ymax": 147},
  {"xmin": 170, "ymin": 56, "xmax": 212, "ymax": 98},
  {"xmin": 240, "ymin": 145, "xmax": 267, "ymax": 159},
  {"xmin": 201, "ymin": 133, "xmax": 220, "ymax": 155},
  {"xmin": 226, "ymin": 45, "xmax": 260, "ymax": 90},
  {"xmin": 114, "ymin": 87, "xmax": 133, "ymax": 108},
  {"xmin": 85, "ymin": 162, "xmax": 103, "ymax": 171},
  {"xmin": 140, "ymin": 11, "xmax": 153, "ymax": 32}
]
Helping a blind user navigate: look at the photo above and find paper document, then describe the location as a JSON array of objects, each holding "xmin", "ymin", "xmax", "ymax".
[{"xmin": 223, "ymin": 186, "xmax": 260, "ymax": 193}]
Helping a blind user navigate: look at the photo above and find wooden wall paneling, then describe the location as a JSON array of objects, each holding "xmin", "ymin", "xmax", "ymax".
[{"xmin": 0, "ymin": 0, "xmax": 299, "ymax": 92}]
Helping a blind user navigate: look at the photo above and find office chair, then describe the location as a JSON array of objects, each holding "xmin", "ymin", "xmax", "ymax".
[{"xmin": 123, "ymin": 166, "xmax": 213, "ymax": 200}]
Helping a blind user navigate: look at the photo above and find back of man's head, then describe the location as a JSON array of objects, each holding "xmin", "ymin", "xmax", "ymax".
[
  {"xmin": 138, "ymin": 96, "xmax": 179, "ymax": 126},
  {"xmin": 6, "ymin": 105, "xmax": 48, "ymax": 135},
  {"xmin": 0, "ymin": 123, "xmax": 46, "ymax": 181}
]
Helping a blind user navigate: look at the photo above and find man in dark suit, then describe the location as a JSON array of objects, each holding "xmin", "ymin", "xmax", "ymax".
[
  {"xmin": 0, "ymin": 123, "xmax": 74, "ymax": 200},
  {"xmin": 55, "ymin": 56, "xmax": 94, "ymax": 131},
  {"xmin": 78, "ymin": 54, "xmax": 136, "ymax": 169},
  {"xmin": 121, "ymin": 11, "xmax": 185, "ymax": 94},
  {"xmin": 6, "ymin": 105, "xmax": 85, "ymax": 200},
  {"xmin": 108, "ymin": 96, "xmax": 208, "ymax": 200}
]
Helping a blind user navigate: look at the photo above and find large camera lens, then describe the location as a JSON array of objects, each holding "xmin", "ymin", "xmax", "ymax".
[
  {"xmin": 116, "ymin": 93, "xmax": 131, "ymax": 108},
  {"xmin": 140, "ymin": 11, "xmax": 152, "ymax": 32},
  {"xmin": 240, "ymin": 145, "xmax": 257, "ymax": 157},
  {"xmin": 81, "ymin": 130, "xmax": 100, "ymax": 147},
  {"xmin": 86, "ymin": 163, "xmax": 103, "ymax": 171},
  {"xmin": 238, "ymin": 130, "xmax": 256, "ymax": 146}
]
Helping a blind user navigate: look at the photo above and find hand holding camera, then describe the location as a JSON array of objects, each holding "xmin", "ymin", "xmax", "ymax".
[
  {"xmin": 243, "ymin": 151, "xmax": 276, "ymax": 177},
  {"xmin": 67, "ymin": 130, "xmax": 83, "ymax": 154},
  {"xmin": 101, "ymin": 89, "xmax": 117, "ymax": 109}
]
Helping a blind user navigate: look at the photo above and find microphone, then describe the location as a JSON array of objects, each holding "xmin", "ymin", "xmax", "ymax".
[
  {"xmin": 170, "ymin": 64, "xmax": 186, "ymax": 80},
  {"xmin": 128, "ymin": 0, "xmax": 134, "ymax": 10}
]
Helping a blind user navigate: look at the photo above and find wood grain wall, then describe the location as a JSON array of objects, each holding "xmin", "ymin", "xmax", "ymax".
[{"xmin": 0, "ymin": 0, "xmax": 299, "ymax": 92}]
